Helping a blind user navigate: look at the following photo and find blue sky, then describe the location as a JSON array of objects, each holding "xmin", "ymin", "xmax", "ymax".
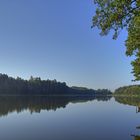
[{"xmin": 0, "ymin": 0, "xmax": 138, "ymax": 90}]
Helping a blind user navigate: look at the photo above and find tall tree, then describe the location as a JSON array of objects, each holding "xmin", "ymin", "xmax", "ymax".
[{"xmin": 92, "ymin": 0, "xmax": 140, "ymax": 80}]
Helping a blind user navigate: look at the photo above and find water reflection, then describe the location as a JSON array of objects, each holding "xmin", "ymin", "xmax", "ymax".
[
  {"xmin": 1, "ymin": 95, "xmax": 140, "ymax": 140},
  {"xmin": 131, "ymin": 128, "xmax": 140, "ymax": 140},
  {"xmin": 115, "ymin": 96, "xmax": 140, "ymax": 113},
  {"xmin": 136, "ymin": 107, "xmax": 140, "ymax": 113},
  {"xmin": 0, "ymin": 95, "xmax": 111, "ymax": 117},
  {"xmin": 115, "ymin": 96, "xmax": 140, "ymax": 140},
  {"xmin": 132, "ymin": 135, "xmax": 140, "ymax": 140},
  {"xmin": 115, "ymin": 96, "xmax": 140, "ymax": 107}
]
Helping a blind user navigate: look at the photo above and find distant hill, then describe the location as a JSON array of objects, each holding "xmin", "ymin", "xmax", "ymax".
[{"xmin": 0, "ymin": 73, "xmax": 112, "ymax": 96}]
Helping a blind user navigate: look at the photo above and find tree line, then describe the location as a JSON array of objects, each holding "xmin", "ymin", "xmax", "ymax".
[
  {"xmin": 114, "ymin": 85, "xmax": 140, "ymax": 96},
  {"xmin": 0, "ymin": 74, "xmax": 68, "ymax": 95},
  {"xmin": 0, "ymin": 73, "xmax": 112, "ymax": 95}
]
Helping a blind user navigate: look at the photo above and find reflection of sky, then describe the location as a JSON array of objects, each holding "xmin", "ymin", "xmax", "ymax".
[
  {"xmin": 0, "ymin": 98, "xmax": 139, "ymax": 140},
  {"xmin": 0, "ymin": 0, "xmax": 138, "ymax": 90}
]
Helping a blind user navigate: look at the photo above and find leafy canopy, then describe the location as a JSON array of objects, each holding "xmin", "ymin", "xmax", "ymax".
[{"xmin": 92, "ymin": 0, "xmax": 140, "ymax": 80}]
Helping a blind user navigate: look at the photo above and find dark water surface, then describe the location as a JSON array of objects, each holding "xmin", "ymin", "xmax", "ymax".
[{"xmin": 0, "ymin": 96, "xmax": 140, "ymax": 140}]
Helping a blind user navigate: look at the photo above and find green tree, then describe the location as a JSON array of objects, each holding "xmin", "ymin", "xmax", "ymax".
[{"xmin": 92, "ymin": 0, "xmax": 140, "ymax": 80}]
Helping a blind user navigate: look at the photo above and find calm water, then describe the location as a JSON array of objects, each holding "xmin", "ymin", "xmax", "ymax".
[{"xmin": 0, "ymin": 96, "xmax": 140, "ymax": 140}]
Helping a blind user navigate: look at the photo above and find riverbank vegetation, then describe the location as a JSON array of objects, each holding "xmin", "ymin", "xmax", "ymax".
[{"xmin": 114, "ymin": 85, "xmax": 140, "ymax": 97}]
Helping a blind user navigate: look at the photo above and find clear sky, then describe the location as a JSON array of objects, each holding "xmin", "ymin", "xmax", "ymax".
[{"xmin": 0, "ymin": 0, "xmax": 139, "ymax": 90}]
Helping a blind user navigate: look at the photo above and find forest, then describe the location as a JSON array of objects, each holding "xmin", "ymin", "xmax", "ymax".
[
  {"xmin": 114, "ymin": 85, "xmax": 140, "ymax": 96},
  {"xmin": 0, "ymin": 73, "xmax": 112, "ymax": 96}
]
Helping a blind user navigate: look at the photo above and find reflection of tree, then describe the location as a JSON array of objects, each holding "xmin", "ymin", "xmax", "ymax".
[
  {"xmin": 136, "ymin": 107, "xmax": 140, "ymax": 113},
  {"xmin": 131, "ymin": 126, "xmax": 140, "ymax": 140},
  {"xmin": 131, "ymin": 135, "xmax": 140, "ymax": 140},
  {"xmin": 115, "ymin": 96, "xmax": 140, "ymax": 114},
  {"xmin": 115, "ymin": 97, "xmax": 140, "ymax": 140},
  {"xmin": 0, "ymin": 96, "xmax": 111, "ymax": 117},
  {"xmin": 114, "ymin": 96, "xmax": 140, "ymax": 108}
]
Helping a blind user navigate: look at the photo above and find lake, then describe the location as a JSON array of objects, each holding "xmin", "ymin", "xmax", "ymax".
[{"xmin": 0, "ymin": 96, "xmax": 139, "ymax": 140}]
